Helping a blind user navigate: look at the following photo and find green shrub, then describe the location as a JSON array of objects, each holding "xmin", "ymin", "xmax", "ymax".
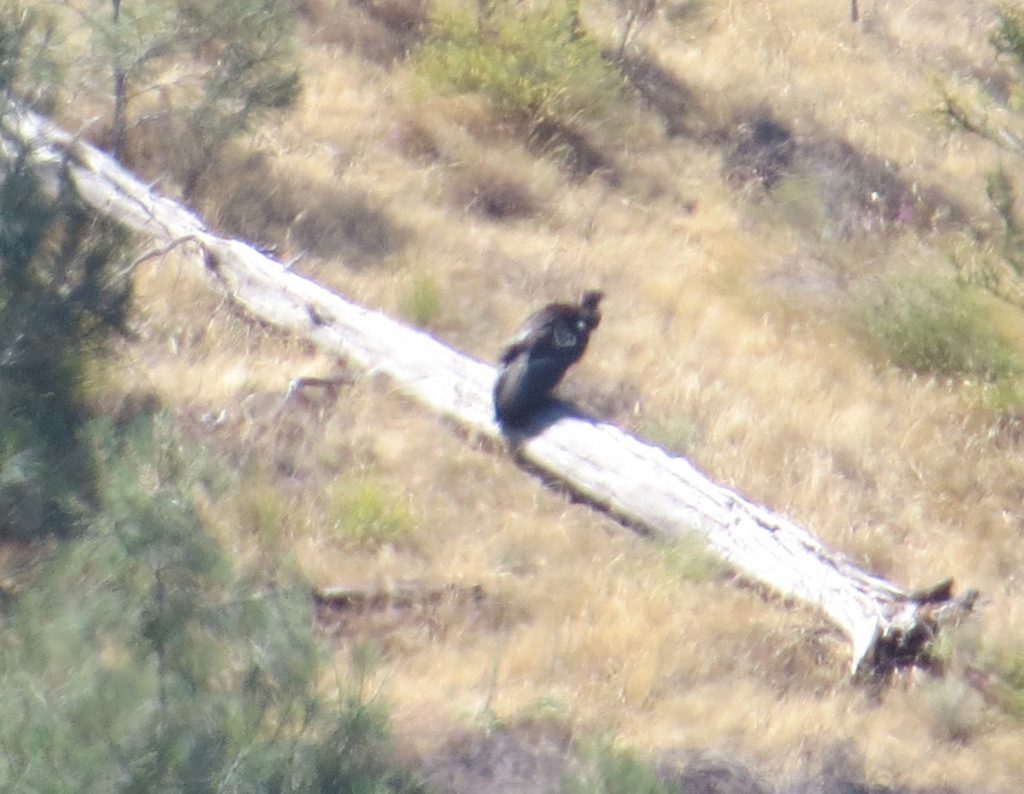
[
  {"xmin": 400, "ymin": 272, "xmax": 443, "ymax": 327},
  {"xmin": 330, "ymin": 476, "xmax": 416, "ymax": 544},
  {"xmin": 660, "ymin": 533, "xmax": 725, "ymax": 584},
  {"xmin": 417, "ymin": 0, "xmax": 622, "ymax": 127},
  {"xmin": 993, "ymin": 4, "xmax": 1024, "ymax": 71},
  {"xmin": 977, "ymin": 640, "xmax": 1024, "ymax": 722},
  {"xmin": 847, "ymin": 275, "xmax": 1019, "ymax": 380},
  {"xmin": 0, "ymin": 11, "xmax": 131, "ymax": 540}
]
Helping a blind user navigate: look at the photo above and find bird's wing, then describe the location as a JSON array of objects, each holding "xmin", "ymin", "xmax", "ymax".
[{"xmin": 498, "ymin": 306, "xmax": 559, "ymax": 363}]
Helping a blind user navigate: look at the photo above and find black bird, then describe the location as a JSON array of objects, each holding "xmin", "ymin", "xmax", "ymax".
[{"xmin": 494, "ymin": 290, "xmax": 604, "ymax": 425}]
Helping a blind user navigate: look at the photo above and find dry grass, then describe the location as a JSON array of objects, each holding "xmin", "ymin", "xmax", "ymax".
[{"xmin": 43, "ymin": 0, "xmax": 1024, "ymax": 789}]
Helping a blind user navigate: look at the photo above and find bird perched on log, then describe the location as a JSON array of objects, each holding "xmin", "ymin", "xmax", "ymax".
[{"xmin": 494, "ymin": 290, "xmax": 604, "ymax": 425}]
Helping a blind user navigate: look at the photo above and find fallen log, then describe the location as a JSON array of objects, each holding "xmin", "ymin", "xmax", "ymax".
[{"xmin": 2, "ymin": 105, "xmax": 975, "ymax": 677}]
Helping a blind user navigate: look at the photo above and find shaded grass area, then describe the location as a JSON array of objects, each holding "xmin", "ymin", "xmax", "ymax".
[
  {"xmin": 724, "ymin": 113, "xmax": 965, "ymax": 241},
  {"xmin": 204, "ymin": 151, "xmax": 409, "ymax": 266},
  {"xmin": 419, "ymin": 719, "xmax": 983, "ymax": 794},
  {"xmin": 299, "ymin": 0, "xmax": 432, "ymax": 63}
]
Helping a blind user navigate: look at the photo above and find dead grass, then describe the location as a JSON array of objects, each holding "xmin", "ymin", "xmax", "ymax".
[
  {"xmin": 46, "ymin": 0, "xmax": 1024, "ymax": 790},
  {"xmin": 109, "ymin": 249, "xmax": 1024, "ymax": 791}
]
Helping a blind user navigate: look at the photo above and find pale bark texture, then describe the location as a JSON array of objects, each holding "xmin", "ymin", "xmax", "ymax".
[{"xmin": 1, "ymin": 106, "xmax": 974, "ymax": 677}]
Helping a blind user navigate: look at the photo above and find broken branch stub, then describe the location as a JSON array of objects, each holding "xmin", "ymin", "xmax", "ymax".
[{"xmin": 1, "ymin": 104, "xmax": 974, "ymax": 677}]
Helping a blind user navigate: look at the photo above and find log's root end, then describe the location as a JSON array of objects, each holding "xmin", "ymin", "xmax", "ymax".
[
  {"xmin": 854, "ymin": 581, "xmax": 979, "ymax": 684},
  {"xmin": 865, "ymin": 617, "xmax": 941, "ymax": 680}
]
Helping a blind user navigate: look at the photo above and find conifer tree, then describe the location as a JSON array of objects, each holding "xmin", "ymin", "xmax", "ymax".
[
  {"xmin": 76, "ymin": 0, "xmax": 301, "ymax": 195},
  {"xmin": 1, "ymin": 5, "xmax": 133, "ymax": 540},
  {"xmin": 0, "ymin": 417, "xmax": 427, "ymax": 793}
]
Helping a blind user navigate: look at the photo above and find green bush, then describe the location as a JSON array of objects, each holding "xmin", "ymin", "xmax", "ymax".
[
  {"xmin": 400, "ymin": 272, "xmax": 443, "ymax": 327},
  {"xmin": 993, "ymin": 4, "xmax": 1024, "ymax": 70},
  {"xmin": 173, "ymin": 0, "xmax": 302, "ymax": 196},
  {"xmin": 330, "ymin": 476, "xmax": 416, "ymax": 544},
  {"xmin": 848, "ymin": 275, "xmax": 1019, "ymax": 380},
  {"xmin": 417, "ymin": 0, "xmax": 622, "ymax": 127},
  {"xmin": 660, "ymin": 533, "xmax": 725, "ymax": 584},
  {"xmin": 1, "ymin": 9, "xmax": 124, "ymax": 541},
  {"xmin": 976, "ymin": 639, "xmax": 1024, "ymax": 722}
]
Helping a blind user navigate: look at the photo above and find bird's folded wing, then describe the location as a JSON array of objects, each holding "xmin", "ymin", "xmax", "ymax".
[{"xmin": 498, "ymin": 307, "xmax": 558, "ymax": 364}]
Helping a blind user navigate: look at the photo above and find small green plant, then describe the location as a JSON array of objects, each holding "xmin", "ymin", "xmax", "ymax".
[
  {"xmin": 660, "ymin": 533, "xmax": 725, "ymax": 584},
  {"xmin": 941, "ymin": 5, "xmax": 1024, "ymax": 302},
  {"xmin": 400, "ymin": 272, "xmax": 443, "ymax": 327},
  {"xmin": 847, "ymin": 275, "xmax": 1019, "ymax": 381},
  {"xmin": 565, "ymin": 739, "xmax": 671, "ymax": 794},
  {"xmin": 994, "ymin": 661, "xmax": 1024, "ymax": 721},
  {"xmin": 976, "ymin": 639, "xmax": 1024, "ymax": 722},
  {"xmin": 642, "ymin": 413, "xmax": 702, "ymax": 456},
  {"xmin": 330, "ymin": 476, "xmax": 416, "ymax": 544},
  {"xmin": 417, "ymin": 0, "xmax": 622, "ymax": 128}
]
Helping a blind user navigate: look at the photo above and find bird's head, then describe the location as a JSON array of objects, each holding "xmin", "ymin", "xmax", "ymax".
[
  {"xmin": 580, "ymin": 290, "xmax": 604, "ymax": 312},
  {"xmin": 579, "ymin": 290, "xmax": 604, "ymax": 328}
]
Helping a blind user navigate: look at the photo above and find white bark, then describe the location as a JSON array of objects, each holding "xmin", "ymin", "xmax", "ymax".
[{"xmin": 2, "ymin": 106, "xmax": 972, "ymax": 677}]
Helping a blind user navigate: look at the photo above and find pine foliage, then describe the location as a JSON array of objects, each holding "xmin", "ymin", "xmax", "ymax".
[
  {"xmin": 0, "ymin": 152, "xmax": 132, "ymax": 539},
  {"xmin": 70, "ymin": 0, "xmax": 301, "ymax": 193},
  {"xmin": 0, "ymin": 416, "xmax": 427, "ymax": 793}
]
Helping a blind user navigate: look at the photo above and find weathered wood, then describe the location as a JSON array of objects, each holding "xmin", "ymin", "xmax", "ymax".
[
  {"xmin": 2, "ymin": 105, "xmax": 974, "ymax": 677},
  {"xmin": 313, "ymin": 582, "xmax": 485, "ymax": 611},
  {"xmin": 313, "ymin": 582, "xmax": 489, "ymax": 637}
]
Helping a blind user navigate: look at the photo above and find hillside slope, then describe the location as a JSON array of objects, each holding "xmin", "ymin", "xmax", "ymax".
[{"xmin": 43, "ymin": 0, "xmax": 1024, "ymax": 789}]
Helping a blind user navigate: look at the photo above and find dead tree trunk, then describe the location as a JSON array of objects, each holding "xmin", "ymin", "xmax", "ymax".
[{"xmin": 2, "ymin": 105, "xmax": 974, "ymax": 678}]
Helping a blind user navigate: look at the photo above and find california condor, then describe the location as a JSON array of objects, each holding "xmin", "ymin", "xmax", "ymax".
[{"xmin": 494, "ymin": 290, "xmax": 604, "ymax": 424}]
